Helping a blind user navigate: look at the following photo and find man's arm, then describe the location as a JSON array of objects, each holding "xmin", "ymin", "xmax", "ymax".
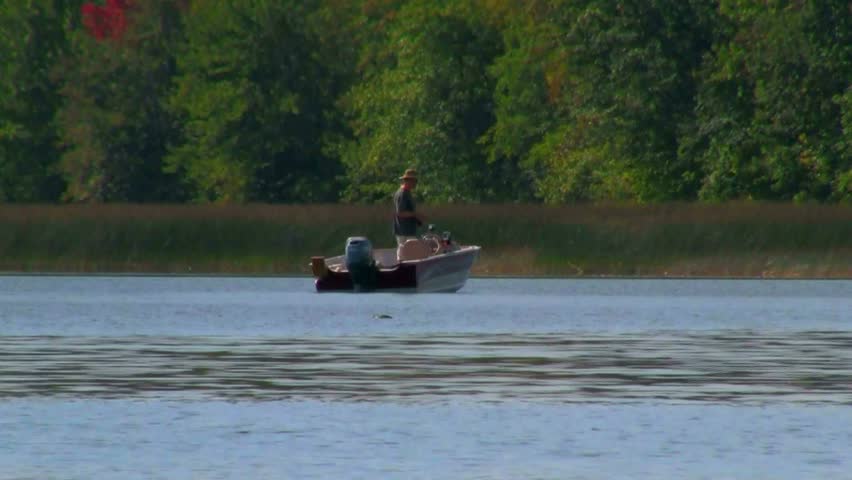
[{"xmin": 396, "ymin": 210, "xmax": 424, "ymax": 226}]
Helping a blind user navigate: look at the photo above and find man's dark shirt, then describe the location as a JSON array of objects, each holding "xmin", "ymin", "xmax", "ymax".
[{"xmin": 393, "ymin": 187, "xmax": 417, "ymax": 236}]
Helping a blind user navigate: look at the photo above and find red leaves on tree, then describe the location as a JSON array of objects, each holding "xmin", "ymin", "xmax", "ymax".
[{"xmin": 81, "ymin": 0, "xmax": 131, "ymax": 41}]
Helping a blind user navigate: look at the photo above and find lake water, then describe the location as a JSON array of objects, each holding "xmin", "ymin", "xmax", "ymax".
[{"xmin": 1, "ymin": 276, "xmax": 851, "ymax": 479}]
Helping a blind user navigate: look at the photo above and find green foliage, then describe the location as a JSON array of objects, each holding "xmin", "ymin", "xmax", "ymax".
[
  {"xmin": 483, "ymin": 1, "xmax": 572, "ymax": 201},
  {"xmin": 0, "ymin": 0, "xmax": 849, "ymax": 205},
  {"xmin": 695, "ymin": 0, "xmax": 851, "ymax": 202},
  {"xmin": 0, "ymin": 0, "xmax": 76, "ymax": 201},
  {"xmin": 523, "ymin": 0, "xmax": 720, "ymax": 202},
  {"xmin": 838, "ymin": 87, "xmax": 852, "ymax": 201},
  {"xmin": 167, "ymin": 0, "xmax": 342, "ymax": 203},
  {"xmin": 340, "ymin": 0, "xmax": 502, "ymax": 202},
  {"xmin": 56, "ymin": 1, "xmax": 186, "ymax": 202}
]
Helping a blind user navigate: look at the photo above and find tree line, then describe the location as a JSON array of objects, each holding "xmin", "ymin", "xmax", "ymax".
[{"xmin": 1, "ymin": 0, "xmax": 849, "ymax": 204}]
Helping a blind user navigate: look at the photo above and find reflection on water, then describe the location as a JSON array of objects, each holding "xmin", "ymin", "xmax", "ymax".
[{"xmin": 3, "ymin": 332, "xmax": 851, "ymax": 403}]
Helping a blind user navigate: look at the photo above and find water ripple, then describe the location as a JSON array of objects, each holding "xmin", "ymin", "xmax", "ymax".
[{"xmin": 2, "ymin": 332, "xmax": 851, "ymax": 403}]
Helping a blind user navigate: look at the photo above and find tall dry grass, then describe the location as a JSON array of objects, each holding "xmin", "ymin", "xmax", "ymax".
[{"xmin": 1, "ymin": 203, "xmax": 850, "ymax": 277}]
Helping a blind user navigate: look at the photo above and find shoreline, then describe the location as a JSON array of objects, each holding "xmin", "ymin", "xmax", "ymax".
[
  {"xmin": 2, "ymin": 203, "xmax": 850, "ymax": 280},
  {"xmin": 1, "ymin": 271, "xmax": 849, "ymax": 281}
]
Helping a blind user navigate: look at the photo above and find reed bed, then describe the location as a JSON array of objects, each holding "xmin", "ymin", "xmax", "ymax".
[{"xmin": 1, "ymin": 203, "xmax": 850, "ymax": 277}]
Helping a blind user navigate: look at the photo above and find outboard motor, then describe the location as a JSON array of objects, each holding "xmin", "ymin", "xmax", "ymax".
[{"xmin": 344, "ymin": 237, "xmax": 377, "ymax": 292}]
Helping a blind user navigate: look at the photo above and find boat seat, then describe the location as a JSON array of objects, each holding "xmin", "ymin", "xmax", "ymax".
[{"xmin": 398, "ymin": 239, "xmax": 432, "ymax": 261}]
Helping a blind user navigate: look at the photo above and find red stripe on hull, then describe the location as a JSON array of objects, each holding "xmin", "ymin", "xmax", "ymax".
[
  {"xmin": 314, "ymin": 247, "xmax": 479, "ymax": 293},
  {"xmin": 315, "ymin": 263, "xmax": 417, "ymax": 292}
]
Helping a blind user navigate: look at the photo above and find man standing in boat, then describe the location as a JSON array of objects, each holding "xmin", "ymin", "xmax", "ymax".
[{"xmin": 394, "ymin": 168, "xmax": 425, "ymax": 259}]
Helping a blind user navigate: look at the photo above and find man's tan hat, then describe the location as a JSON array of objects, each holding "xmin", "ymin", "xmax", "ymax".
[{"xmin": 400, "ymin": 168, "xmax": 418, "ymax": 180}]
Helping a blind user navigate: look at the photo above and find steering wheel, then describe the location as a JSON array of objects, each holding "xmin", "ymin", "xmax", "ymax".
[{"xmin": 421, "ymin": 232, "xmax": 443, "ymax": 255}]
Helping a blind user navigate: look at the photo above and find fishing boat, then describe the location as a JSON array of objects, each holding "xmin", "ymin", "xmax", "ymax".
[{"xmin": 311, "ymin": 227, "xmax": 480, "ymax": 293}]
